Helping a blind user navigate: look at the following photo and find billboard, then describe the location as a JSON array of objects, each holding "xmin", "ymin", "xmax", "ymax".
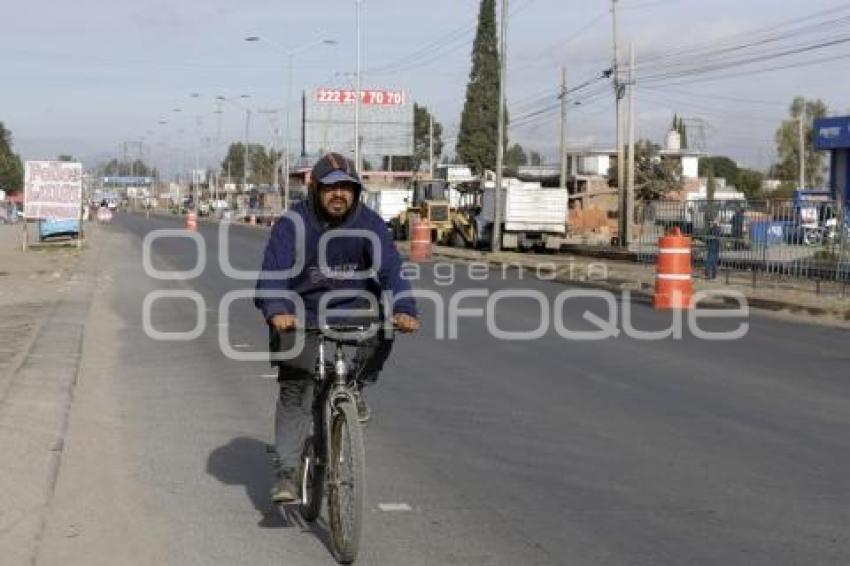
[
  {"xmin": 304, "ymin": 87, "xmax": 414, "ymax": 158},
  {"xmin": 24, "ymin": 161, "xmax": 83, "ymax": 220}
]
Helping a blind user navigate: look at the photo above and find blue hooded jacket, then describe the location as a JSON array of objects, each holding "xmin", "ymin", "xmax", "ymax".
[{"xmin": 254, "ymin": 197, "xmax": 416, "ymax": 324}]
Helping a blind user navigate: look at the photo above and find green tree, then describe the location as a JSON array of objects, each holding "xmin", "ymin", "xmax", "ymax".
[
  {"xmin": 413, "ymin": 103, "xmax": 443, "ymax": 171},
  {"xmin": 529, "ymin": 151, "xmax": 543, "ymax": 166},
  {"xmin": 57, "ymin": 154, "xmax": 75, "ymax": 162},
  {"xmin": 221, "ymin": 143, "xmax": 281, "ymax": 185},
  {"xmin": 504, "ymin": 143, "xmax": 527, "ymax": 170},
  {"xmin": 102, "ymin": 158, "xmax": 157, "ymax": 177},
  {"xmin": 772, "ymin": 96, "xmax": 828, "ymax": 187},
  {"xmin": 0, "ymin": 122, "xmax": 23, "ymax": 193},
  {"xmin": 456, "ymin": 0, "xmax": 503, "ymax": 174},
  {"xmin": 609, "ymin": 139, "xmax": 682, "ymax": 200},
  {"xmin": 699, "ymin": 156, "xmax": 739, "ymax": 185},
  {"xmin": 221, "ymin": 143, "xmax": 248, "ymax": 182},
  {"xmin": 737, "ymin": 168, "xmax": 764, "ymax": 198}
]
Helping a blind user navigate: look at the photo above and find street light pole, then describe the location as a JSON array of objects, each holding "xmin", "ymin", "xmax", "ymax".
[
  {"xmin": 285, "ymin": 51, "xmax": 294, "ymax": 209},
  {"xmin": 355, "ymin": 0, "xmax": 363, "ymax": 172},
  {"xmin": 245, "ymin": 36, "xmax": 336, "ymax": 208}
]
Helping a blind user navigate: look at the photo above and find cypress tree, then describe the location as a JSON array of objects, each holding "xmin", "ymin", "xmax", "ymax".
[{"xmin": 456, "ymin": 0, "xmax": 502, "ymax": 174}]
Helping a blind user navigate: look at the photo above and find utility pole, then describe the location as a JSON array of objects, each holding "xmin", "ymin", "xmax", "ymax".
[
  {"xmin": 285, "ymin": 53, "xmax": 293, "ymax": 209},
  {"xmin": 429, "ymin": 114, "xmax": 435, "ymax": 178},
  {"xmin": 493, "ymin": 0, "xmax": 508, "ymax": 253},
  {"xmin": 243, "ymin": 109, "xmax": 251, "ymax": 191},
  {"xmin": 354, "ymin": 0, "xmax": 363, "ymax": 172},
  {"xmin": 611, "ymin": 0, "xmax": 626, "ymax": 246},
  {"xmin": 798, "ymin": 112, "xmax": 806, "ymax": 189},
  {"xmin": 215, "ymin": 101, "xmax": 222, "ymax": 202},
  {"xmin": 193, "ymin": 116, "xmax": 201, "ymax": 208},
  {"xmin": 559, "ymin": 66, "xmax": 567, "ymax": 190},
  {"xmin": 626, "ymin": 42, "xmax": 636, "ymax": 248}
]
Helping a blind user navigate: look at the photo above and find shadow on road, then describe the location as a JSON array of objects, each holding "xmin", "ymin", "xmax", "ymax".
[
  {"xmin": 206, "ymin": 437, "xmax": 338, "ymax": 557},
  {"xmin": 206, "ymin": 437, "xmax": 287, "ymax": 528}
]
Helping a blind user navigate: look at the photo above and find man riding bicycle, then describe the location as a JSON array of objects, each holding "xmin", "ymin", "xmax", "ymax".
[{"xmin": 254, "ymin": 152, "xmax": 419, "ymax": 503}]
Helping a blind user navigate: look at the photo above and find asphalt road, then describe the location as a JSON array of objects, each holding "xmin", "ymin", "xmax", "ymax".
[{"xmin": 36, "ymin": 211, "xmax": 850, "ymax": 566}]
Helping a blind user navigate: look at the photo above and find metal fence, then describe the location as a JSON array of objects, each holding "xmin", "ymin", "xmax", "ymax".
[{"xmin": 633, "ymin": 198, "xmax": 850, "ymax": 283}]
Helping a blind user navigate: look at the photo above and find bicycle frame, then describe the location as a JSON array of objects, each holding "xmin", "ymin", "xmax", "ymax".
[{"xmin": 301, "ymin": 326, "xmax": 375, "ymax": 506}]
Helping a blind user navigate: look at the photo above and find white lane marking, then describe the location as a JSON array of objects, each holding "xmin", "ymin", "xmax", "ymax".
[
  {"xmin": 233, "ymin": 343, "xmax": 252, "ymax": 348},
  {"xmin": 260, "ymin": 373, "xmax": 278, "ymax": 379},
  {"xmin": 378, "ymin": 503, "xmax": 412, "ymax": 512}
]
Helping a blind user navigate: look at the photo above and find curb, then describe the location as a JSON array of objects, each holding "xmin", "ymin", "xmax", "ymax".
[{"xmin": 413, "ymin": 244, "xmax": 850, "ymax": 322}]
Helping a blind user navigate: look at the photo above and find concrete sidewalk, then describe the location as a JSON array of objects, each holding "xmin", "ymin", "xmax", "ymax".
[
  {"xmin": 398, "ymin": 242, "xmax": 850, "ymax": 325},
  {"xmin": 0, "ymin": 223, "xmax": 101, "ymax": 566}
]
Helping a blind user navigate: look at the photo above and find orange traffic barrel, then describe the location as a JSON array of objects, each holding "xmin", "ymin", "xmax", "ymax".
[
  {"xmin": 409, "ymin": 219, "xmax": 432, "ymax": 262},
  {"xmin": 186, "ymin": 210, "xmax": 198, "ymax": 232},
  {"xmin": 653, "ymin": 227, "xmax": 693, "ymax": 309}
]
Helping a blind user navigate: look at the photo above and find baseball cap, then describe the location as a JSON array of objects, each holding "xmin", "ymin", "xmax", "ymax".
[{"xmin": 311, "ymin": 152, "xmax": 362, "ymax": 188}]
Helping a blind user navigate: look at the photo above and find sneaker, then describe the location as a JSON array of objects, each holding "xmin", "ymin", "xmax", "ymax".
[
  {"xmin": 271, "ymin": 469, "xmax": 298, "ymax": 504},
  {"xmin": 354, "ymin": 389, "xmax": 371, "ymax": 423}
]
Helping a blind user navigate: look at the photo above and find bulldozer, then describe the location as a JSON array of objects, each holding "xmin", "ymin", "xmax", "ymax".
[
  {"xmin": 445, "ymin": 180, "xmax": 485, "ymax": 248},
  {"xmin": 391, "ymin": 180, "xmax": 453, "ymax": 243},
  {"xmin": 391, "ymin": 178, "xmax": 488, "ymax": 248}
]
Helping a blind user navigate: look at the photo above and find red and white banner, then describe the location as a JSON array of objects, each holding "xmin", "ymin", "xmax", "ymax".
[
  {"xmin": 24, "ymin": 161, "xmax": 83, "ymax": 220},
  {"xmin": 315, "ymin": 88, "xmax": 405, "ymax": 106}
]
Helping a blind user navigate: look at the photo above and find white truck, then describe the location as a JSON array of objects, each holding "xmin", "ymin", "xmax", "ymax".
[
  {"xmin": 364, "ymin": 188, "xmax": 413, "ymax": 225},
  {"xmin": 480, "ymin": 178, "xmax": 569, "ymax": 250}
]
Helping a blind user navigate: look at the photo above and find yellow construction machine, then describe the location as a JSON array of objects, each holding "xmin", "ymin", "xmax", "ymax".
[{"xmin": 391, "ymin": 180, "xmax": 453, "ymax": 242}]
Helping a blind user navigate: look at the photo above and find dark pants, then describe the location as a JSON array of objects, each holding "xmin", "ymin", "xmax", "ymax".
[
  {"xmin": 271, "ymin": 329, "xmax": 393, "ymax": 470},
  {"xmin": 705, "ymin": 236, "xmax": 721, "ymax": 280}
]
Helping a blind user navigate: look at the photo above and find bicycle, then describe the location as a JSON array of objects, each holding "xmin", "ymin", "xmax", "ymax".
[{"xmin": 281, "ymin": 324, "xmax": 387, "ymax": 564}]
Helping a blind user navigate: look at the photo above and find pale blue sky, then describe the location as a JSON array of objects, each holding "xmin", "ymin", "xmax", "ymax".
[{"xmin": 2, "ymin": 0, "xmax": 849, "ymax": 174}]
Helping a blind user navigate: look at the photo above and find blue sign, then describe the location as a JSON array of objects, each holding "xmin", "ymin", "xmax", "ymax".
[
  {"xmin": 103, "ymin": 176, "xmax": 153, "ymax": 185},
  {"xmin": 813, "ymin": 116, "xmax": 850, "ymax": 150},
  {"xmin": 39, "ymin": 218, "xmax": 80, "ymax": 239}
]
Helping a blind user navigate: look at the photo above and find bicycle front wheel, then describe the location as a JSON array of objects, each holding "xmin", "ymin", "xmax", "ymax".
[{"xmin": 327, "ymin": 400, "xmax": 365, "ymax": 564}]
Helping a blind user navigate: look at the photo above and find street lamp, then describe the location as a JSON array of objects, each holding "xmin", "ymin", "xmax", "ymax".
[
  {"xmin": 217, "ymin": 95, "xmax": 252, "ymax": 192},
  {"xmin": 245, "ymin": 35, "xmax": 337, "ymax": 210}
]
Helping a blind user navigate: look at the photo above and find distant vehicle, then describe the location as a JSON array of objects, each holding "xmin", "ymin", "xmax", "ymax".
[
  {"xmin": 390, "ymin": 180, "xmax": 453, "ymax": 242},
  {"xmin": 97, "ymin": 207, "xmax": 113, "ymax": 224},
  {"xmin": 39, "ymin": 218, "xmax": 81, "ymax": 240},
  {"xmin": 364, "ymin": 188, "xmax": 412, "ymax": 226},
  {"xmin": 480, "ymin": 178, "xmax": 568, "ymax": 251}
]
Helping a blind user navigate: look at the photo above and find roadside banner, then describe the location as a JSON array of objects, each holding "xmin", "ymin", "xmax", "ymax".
[{"xmin": 23, "ymin": 161, "xmax": 83, "ymax": 220}]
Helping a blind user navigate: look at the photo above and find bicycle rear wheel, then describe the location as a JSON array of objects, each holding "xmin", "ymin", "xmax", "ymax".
[
  {"xmin": 298, "ymin": 438, "xmax": 323, "ymax": 522},
  {"xmin": 327, "ymin": 400, "xmax": 365, "ymax": 564}
]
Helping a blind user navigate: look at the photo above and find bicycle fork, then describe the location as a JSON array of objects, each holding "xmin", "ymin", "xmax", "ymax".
[{"xmin": 308, "ymin": 337, "xmax": 357, "ymax": 502}]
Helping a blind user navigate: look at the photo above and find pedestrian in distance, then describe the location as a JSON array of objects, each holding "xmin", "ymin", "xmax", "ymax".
[{"xmin": 705, "ymin": 218, "xmax": 721, "ymax": 280}]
